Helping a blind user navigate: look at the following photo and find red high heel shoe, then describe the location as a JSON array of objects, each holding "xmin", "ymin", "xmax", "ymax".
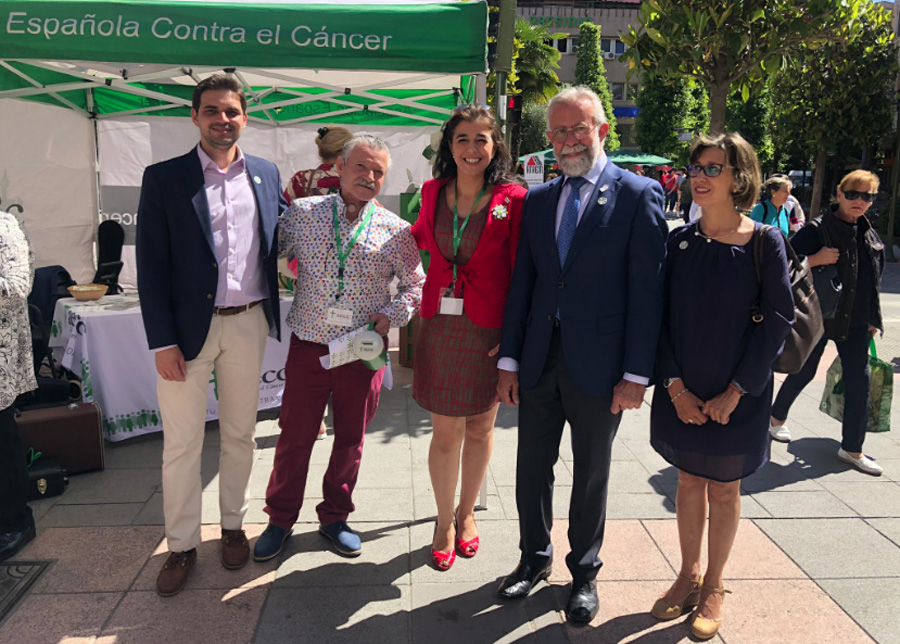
[
  {"xmin": 455, "ymin": 508, "xmax": 479, "ymax": 558},
  {"xmin": 431, "ymin": 522, "xmax": 456, "ymax": 571}
]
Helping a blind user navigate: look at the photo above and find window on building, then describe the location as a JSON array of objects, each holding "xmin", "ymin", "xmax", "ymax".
[
  {"xmin": 611, "ymin": 83, "xmax": 625, "ymax": 101},
  {"xmin": 615, "ymin": 40, "xmax": 626, "ymax": 55},
  {"xmin": 629, "ymin": 84, "xmax": 640, "ymax": 101},
  {"xmin": 601, "ymin": 38, "xmax": 613, "ymax": 53}
]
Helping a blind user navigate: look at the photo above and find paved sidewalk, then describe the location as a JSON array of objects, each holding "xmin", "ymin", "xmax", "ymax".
[{"xmin": 2, "ymin": 265, "xmax": 899, "ymax": 644}]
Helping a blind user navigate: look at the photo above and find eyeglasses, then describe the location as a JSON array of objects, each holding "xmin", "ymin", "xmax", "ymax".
[
  {"xmin": 687, "ymin": 163, "xmax": 730, "ymax": 178},
  {"xmin": 547, "ymin": 123, "xmax": 597, "ymax": 144},
  {"xmin": 842, "ymin": 190, "xmax": 877, "ymax": 203}
]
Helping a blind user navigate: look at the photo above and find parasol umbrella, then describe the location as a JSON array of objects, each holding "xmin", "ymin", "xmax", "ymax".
[{"xmin": 607, "ymin": 150, "xmax": 672, "ymax": 165}]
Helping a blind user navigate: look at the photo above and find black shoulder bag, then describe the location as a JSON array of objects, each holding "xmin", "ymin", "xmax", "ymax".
[
  {"xmin": 808, "ymin": 219, "xmax": 842, "ymax": 320},
  {"xmin": 751, "ymin": 225, "xmax": 824, "ymax": 374}
]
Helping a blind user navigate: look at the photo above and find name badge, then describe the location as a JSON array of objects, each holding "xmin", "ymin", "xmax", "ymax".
[
  {"xmin": 439, "ymin": 297, "xmax": 464, "ymax": 316},
  {"xmin": 326, "ymin": 307, "xmax": 354, "ymax": 326}
]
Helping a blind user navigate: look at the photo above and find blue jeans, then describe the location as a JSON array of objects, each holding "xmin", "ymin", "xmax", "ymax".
[{"xmin": 771, "ymin": 325, "xmax": 871, "ymax": 453}]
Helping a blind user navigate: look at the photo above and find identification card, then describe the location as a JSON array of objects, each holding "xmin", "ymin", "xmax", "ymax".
[
  {"xmin": 326, "ymin": 307, "xmax": 354, "ymax": 326},
  {"xmin": 440, "ymin": 297, "xmax": 464, "ymax": 316}
]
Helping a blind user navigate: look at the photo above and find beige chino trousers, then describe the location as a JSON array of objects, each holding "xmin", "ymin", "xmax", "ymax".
[{"xmin": 158, "ymin": 305, "xmax": 268, "ymax": 552}]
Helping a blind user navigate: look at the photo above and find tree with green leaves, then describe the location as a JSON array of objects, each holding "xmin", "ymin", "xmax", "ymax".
[
  {"xmin": 519, "ymin": 103, "xmax": 550, "ymax": 157},
  {"xmin": 575, "ymin": 22, "xmax": 619, "ymax": 151},
  {"xmin": 771, "ymin": 1, "xmax": 897, "ymax": 216},
  {"xmin": 622, "ymin": 0, "xmax": 865, "ymax": 133},
  {"xmin": 514, "ymin": 19, "xmax": 563, "ymax": 106},
  {"xmin": 635, "ymin": 74, "xmax": 707, "ymax": 165},
  {"xmin": 726, "ymin": 84, "xmax": 773, "ymax": 169}
]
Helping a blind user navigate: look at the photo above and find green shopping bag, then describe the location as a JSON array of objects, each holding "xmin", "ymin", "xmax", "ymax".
[{"xmin": 819, "ymin": 339, "xmax": 893, "ymax": 432}]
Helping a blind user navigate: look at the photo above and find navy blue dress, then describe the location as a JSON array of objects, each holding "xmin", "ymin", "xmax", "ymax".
[{"xmin": 650, "ymin": 222, "xmax": 794, "ymax": 482}]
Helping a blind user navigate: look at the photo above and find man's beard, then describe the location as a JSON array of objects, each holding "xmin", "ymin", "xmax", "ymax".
[{"xmin": 557, "ymin": 138, "xmax": 600, "ymax": 177}]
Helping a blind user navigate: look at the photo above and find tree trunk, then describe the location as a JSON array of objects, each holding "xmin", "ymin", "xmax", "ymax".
[
  {"xmin": 707, "ymin": 80, "xmax": 728, "ymax": 134},
  {"xmin": 810, "ymin": 146, "xmax": 828, "ymax": 219}
]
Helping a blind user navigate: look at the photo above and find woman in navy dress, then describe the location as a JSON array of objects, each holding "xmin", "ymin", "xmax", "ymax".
[{"xmin": 649, "ymin": 134, "xmax": 794, "ymax": 640}]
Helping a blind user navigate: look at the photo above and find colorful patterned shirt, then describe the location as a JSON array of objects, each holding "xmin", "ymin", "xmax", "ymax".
[{"xmin": 280, "ymin": 193, "xmax": 424, "ymax": 345}]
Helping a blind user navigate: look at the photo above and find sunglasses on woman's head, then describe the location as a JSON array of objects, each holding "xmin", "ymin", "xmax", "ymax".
[
  {"xmin": 687, "ymin": 163, "xmax": 729, "ymax": 178},
  {"xmin": 842, "ymin": 190, "xmax": 877, "ymax": 203}
]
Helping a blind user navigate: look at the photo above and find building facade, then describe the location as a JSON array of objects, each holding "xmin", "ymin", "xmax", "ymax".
[{"xmin": 516, "ymin": 1, "xmax": 641, "ymax": 147}]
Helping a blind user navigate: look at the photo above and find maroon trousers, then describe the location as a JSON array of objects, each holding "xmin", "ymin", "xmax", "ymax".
[{"xmin": 264, "ymin": 334, "xmax": 384, "ymax": 528}]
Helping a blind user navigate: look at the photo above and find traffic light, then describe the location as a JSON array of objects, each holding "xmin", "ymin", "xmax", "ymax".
[
  {"xmin": 506, "ymin": 95, "xmax": 523, "ymax": 125},
  {"xmin": 486, "ymin": 0, "xmax": 515, "ymax": 73}
]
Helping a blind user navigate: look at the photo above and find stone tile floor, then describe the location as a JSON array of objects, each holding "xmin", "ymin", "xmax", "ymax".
[{"xmin": 3, "ymin": 263, "xmax": 900, "ymax": 643}]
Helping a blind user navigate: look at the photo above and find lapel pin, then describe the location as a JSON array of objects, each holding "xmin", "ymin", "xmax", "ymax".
[
  {"xmin": 597, "ymin": 196, "xmax": 608, "ymax": 205},
  {"xmin": 253, "ymin": 176, "xmax": 262, "ymax": 184},
  {"xmin": 599, "ymin": 184, "xmax": 609, "ymax": 192},
  {"xmin": 679, "ymin": 240, "xmax": 689, "ymax": 250}
]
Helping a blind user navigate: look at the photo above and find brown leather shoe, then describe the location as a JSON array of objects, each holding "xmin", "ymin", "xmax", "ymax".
[
  {"xmin": 156, "ymin": 549, "xmax": 197, "ymax": 597},
  {"xmin": 221, "ymin": 529, "xmax": 250, "ymax": 570}
]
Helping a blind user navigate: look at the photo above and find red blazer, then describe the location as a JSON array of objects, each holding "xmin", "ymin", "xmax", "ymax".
[{"xmin": 411, "ymin": 178, "xmax": 526, "ymax": 328}]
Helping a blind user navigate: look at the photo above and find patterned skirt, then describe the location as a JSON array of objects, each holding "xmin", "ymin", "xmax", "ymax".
[{"xmin": 412, "ymin": 313, "xmax": 502, "ymax": 417}]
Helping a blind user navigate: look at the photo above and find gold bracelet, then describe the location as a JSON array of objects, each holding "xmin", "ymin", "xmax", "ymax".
[{"xmin": 670, "ymin": 388, "xmax": 688, "ymax": 403}]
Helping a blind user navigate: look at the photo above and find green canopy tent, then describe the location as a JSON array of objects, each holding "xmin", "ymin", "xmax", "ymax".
[
  {"xmin": 0, "ymin": 0, "xmax": 486, "ymax": 125},
  {"xmin": 520, "ymin": 149, "xmax": 673, "ymax": 167},
  {"xmin": 606, "ymin": 150, "xmax": 672, "ymax": 166},
  {"xmin": 518, "ymin": 149, "xmax": 555, "ymax": 163},
  {"xmin": 0, "ymin": 0, "xmax": 488, "ymax": 282}
]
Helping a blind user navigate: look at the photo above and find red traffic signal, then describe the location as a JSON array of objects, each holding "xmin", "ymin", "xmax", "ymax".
[{"xmin": 507, "ymin": 95, "xmax": 522, "ymax": 111}]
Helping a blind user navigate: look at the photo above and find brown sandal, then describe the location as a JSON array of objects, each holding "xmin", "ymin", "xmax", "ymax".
[
  {"xmin": 650, "ymin": 573, "xmax": 702, "ymax": 621},
  {"xmin": 690, "ymin": 584, "xmax": 732, "ymax": 640}
]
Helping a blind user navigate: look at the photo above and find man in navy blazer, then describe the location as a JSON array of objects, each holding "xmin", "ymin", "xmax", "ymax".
[
  {"xmin": 137, "ymin": 74, "xmax": 285, "ymax": 597},
  {"xmin": 496, "ymin": 87, "xmax": 667, "ymax": 624}
]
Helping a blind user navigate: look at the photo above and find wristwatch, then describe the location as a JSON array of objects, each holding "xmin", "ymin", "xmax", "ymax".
[{"xmin": 663, "ymin": 377, "xmax": 681, "ymax": 389}]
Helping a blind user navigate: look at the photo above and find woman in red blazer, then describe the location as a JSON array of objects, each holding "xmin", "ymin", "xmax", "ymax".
[{"xmin": 410, "ymin": 105, "xmax": 526, "ymax": 570}]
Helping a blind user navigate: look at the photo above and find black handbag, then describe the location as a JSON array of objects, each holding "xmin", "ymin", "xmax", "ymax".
[
  {"xmin": 751, "ymin": 225, "xmax": 825, "ymax": 374},
  {"xmin": 26, "ymin": 455, "xmax": 69, "ymax": 501},
  {"xmin": 808, "ymin": 219, "xmax": 842, "ymax": 320}
]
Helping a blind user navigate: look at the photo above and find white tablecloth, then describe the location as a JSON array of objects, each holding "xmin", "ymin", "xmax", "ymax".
[{"xmin": 50, "ymin": 294, "xmax": 291, "ymax": 442}]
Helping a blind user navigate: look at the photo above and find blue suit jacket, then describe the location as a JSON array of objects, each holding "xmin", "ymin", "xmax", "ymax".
[
  {"xmin": 136, "ymin": 148, "xmax": 285, "ymax": 361},
  {"xmin": 499, "ymin": 162, "xmax": 668, "ymax": 397}
]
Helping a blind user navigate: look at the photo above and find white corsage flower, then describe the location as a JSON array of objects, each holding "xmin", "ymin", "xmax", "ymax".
[{"xmin": 491, "ymin": 204, "xmax": 509, "ymax": 220}]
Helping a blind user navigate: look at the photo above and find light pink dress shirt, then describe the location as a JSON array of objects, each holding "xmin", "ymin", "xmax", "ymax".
[{"xmin": 196, "ymin": 145, "xmax": 268, "ymax": 307}]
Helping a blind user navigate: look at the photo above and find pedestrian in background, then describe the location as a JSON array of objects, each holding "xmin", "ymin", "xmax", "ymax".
[
  {"xmin": 750, "ymin": 175, "xmax": 792, "ymax": 237},
  {"xmin": 769, "ymin": 170, "xmax": 885, "ymax": 476}
]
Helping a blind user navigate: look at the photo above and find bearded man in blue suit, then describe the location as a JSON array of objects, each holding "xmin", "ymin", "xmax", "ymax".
[
  {"xmin": 137, "ymin": 74, "xmax": 285, "ymax": 597},
  {"xmin": 496, "ymin": 87, "xmax": 668, "ymax": 624}
]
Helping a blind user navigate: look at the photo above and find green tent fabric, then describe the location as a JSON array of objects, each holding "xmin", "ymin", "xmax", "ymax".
[
  {"xmin": 518, "ymin": 149, "xmax": 555, "ymax": 163},
  {"xmin": 521, "ymin": 149, "xmax": 672, "ymax": 166},
  {"xmin": 606, "ymin": 150, "xmax": 672, "ymax": 165},
  {"xmin": 0, "ymin": 0, "xmax": 486, "ymax": 126}
]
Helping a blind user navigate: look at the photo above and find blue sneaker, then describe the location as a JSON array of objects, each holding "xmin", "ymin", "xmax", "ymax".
[
  {"xmin": 319, "ymin": 520, "xmax": 362, "ymax": 557},
  {"xmin": 253, "ymin": 524, "xmax": 292, "ymax": 562}
]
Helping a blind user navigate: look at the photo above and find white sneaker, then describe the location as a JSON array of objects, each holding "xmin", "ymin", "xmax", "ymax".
[
  {"xmin": 837, "ymin": 448, "xmax": 883, "ymax": 476},
  {"xmin": 769, "ymin": 423, "xmax": 792, "ymax": 443}
]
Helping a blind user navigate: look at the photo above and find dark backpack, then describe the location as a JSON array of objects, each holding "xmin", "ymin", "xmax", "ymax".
[{"xmin": 751, "ymin": 225, "xmax": 824, "ymax": 374}]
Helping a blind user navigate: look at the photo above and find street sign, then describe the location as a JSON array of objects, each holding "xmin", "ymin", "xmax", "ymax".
[{"xmin": 524, "ymin": 154, "xmax": 544, "ymax": 187}]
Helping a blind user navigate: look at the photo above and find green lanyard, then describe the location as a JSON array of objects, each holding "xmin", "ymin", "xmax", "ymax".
[
  {"xmin": 332, "ymin": 196, "xmax": 375, "ymax": 300},
  {"xmin": 451, "ymin": 181, "xmax": 487, "ymax": 284}
]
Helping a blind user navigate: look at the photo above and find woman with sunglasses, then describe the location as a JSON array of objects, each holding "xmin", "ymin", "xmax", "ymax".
[
  {"xmin": 410, "ymin": 105, "xmax": 526, "ymax": 570},
  {"xmin": 649, "ymin": 133, "xmax": 794, "ymax": 639},
  {"xmin": 769, "ymin": 170, "xmax": 885, "ymax": 475}
]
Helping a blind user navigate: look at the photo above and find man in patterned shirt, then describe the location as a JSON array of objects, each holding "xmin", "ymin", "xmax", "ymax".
[{"xmin": 254, "ymin": 135, "xmax": 424, "ymax": 560}]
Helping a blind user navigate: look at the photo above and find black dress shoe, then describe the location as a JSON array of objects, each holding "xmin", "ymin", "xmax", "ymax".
[
  {"xmin": 497, "ymin": 558, "xmax": 552, "ymax": 599},
  {"xmin": 566, "ymin": 579, "xmax": 599, "ymax": 625},
  {"xmin": 0, "ymin": 521, "xmax": 36, "ymax": 562}
]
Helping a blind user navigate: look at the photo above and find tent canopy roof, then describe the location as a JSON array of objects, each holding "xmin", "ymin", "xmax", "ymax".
[{"xmin": 0, "ymin": 0, "xmax": 486, "ymax": 126}]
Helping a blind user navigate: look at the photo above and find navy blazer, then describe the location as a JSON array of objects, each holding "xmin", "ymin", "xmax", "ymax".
[
  {"xmin": 136, "ymin": 148, "xmax": 286, "ymax": 361},
  {"xmin": 499, "ymin": 162, "xmax": 668, "ymax": 397}
]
